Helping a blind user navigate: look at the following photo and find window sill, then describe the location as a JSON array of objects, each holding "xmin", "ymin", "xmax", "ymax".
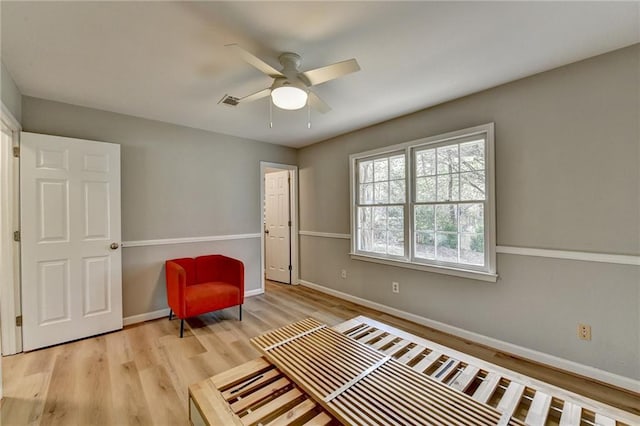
[{"xmin": 349, "ymin": 253, "xmax": 498, "ymax": 282}]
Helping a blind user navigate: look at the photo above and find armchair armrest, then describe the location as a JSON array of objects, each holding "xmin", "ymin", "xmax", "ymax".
[{"xmin": 165, "ymin": 261, "xmax": 187, "ymax": 317}]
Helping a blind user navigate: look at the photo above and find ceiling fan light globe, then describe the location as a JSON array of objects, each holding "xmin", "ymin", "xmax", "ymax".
[{"xmin": 271, "ymin": 86, "xmax": 308, "ymax": 110}]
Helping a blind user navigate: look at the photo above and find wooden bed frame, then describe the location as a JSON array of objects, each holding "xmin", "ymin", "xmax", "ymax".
[{"xmin": 188, "ymin": 316, "xmax": 639, "ymax": 426}]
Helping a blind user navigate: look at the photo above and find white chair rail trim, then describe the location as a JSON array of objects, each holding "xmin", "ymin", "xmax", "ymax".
[
  {"xmin": 298, "ymin": 230, "xmax": 640, "ymax": 266},
  {"xmin": 298, "ymin": 230, "xmax": 351, "ymax": 239},
  {"xmin": 122, "ymin": 233, "xmax": 261, "ymax": 248}
]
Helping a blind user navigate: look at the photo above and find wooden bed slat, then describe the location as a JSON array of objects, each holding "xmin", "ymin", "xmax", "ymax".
[
  {"xmin": 265, "ymin": 398, "xmax": 319, "ymax": 426},
  {"xmin": 524, "ymin": 391, "xmax": 552, "ymax": 426},
  {"xmin": 473, "ymin": 372, "xmax": 501, "ymax": 403},
  {"xmin": 450, "ymin": 365, "xmax": 480, "ymax": 392},
  {"xmin": 496, "ymin": 382, "xmax": 525, "ymax": 417},
  {"xmin": 559, "ymin": 401, "xmax": 583, "ymax": 426},
  {"xmin": 240, "ymin": 387, "xmax": 303, "ymax": 426}
]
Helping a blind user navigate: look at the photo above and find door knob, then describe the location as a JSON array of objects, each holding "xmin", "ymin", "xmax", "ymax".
[{"xmin": 110, "ymin": 242, "xmax": 119, "ymax": 250}]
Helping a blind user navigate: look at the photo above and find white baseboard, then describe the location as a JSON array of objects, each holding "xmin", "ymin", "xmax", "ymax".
[
  {"xmin": 123, "ymin": 288, "xmax": 264, "ymax": 326},
  {"xmin": 123, "ymin": 308, "xmax": 171, "ymax": 326},
  {"xmin": 298, "ymin": 279, "xmax": 640, "ymax": 393},
  {"xmin": 245, "ymin": 288, "xmax": 264, "ymax": 297}
]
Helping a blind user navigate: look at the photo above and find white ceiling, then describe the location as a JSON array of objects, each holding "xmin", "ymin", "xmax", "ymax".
[{"xmin": 1, "ymin": 1, "xmax": 638, "ymax": 148}]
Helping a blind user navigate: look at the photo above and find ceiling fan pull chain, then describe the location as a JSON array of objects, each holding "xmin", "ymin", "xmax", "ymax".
[
  {"xmin": 269, "ymin": 99, "xmax": 273, "ymax": 128},
  {"xmin": 307, "ymin": 101, "xmax": 312, "ymax": 129}
]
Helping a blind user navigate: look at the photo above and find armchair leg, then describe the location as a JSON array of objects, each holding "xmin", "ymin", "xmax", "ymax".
[
  {"xmin": 239, "ymin": 304, "xmax": 242, "ymax": 321},
  {"xmin": 169, "ymin": 309, "xmax": 173, "ymax": 321},
  {"xmin": 180, "ymin": 319, "xmax": 184, "ymax": 338}
]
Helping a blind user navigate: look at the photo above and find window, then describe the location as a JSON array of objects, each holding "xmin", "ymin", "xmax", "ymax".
[{"xmin": 350, "ymin": 124, "xmax": 496, "ymax": 281}]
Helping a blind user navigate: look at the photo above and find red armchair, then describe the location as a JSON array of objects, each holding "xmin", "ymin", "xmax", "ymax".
[{"xmin": 165, "ymin": 255, "xmax": 244, "ymax": 337}]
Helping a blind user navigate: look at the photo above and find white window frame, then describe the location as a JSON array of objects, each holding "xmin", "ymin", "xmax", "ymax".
[{"xmin": 349, "ymin": 123, "xmax": 497, "ymax": 282}]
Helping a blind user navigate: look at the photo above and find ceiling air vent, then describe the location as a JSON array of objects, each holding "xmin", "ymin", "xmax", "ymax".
[{"xmin": 218, "ymin": 94, "xmax": 240, "ymax": 107}]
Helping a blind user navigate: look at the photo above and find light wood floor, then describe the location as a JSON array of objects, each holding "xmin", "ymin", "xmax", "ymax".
[{"xmin": 2, "ymin": 281, "xmax": 638, "ymax": 425}]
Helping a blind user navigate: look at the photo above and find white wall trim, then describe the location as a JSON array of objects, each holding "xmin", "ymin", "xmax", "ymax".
[
  {"xmin": 0, "ymin": 109, "xmax": 22, "ymax": 356},
  {"xmin": 299, "ymin": 230, "xmax": 351, "ymax": 239},
  {"xmin": 497, "ymin": 246, "xmax": 640, "ymax": 266},
  {"xmin": 1, "ymin": 102, "xmax": 21, "ymax": 131},
  {"xmin": 297, "ymin": 230, "xmax": 640, "ymax": 267},
  {"xmin": 121, "ymin": 233, "xmax": 261, "ymax": 248},
  {"xmin": 123, "ymin": 308, "xmax": 171, "ymax": 326},
  {"xmin": 298, "ymin": 279, "xmax": 640, "ymax": 393},
  {"xmin": 123, "ymin": 288, "xmax": 264, "ymax": 326},
  {"xmin": 245, "ymin": 288, "xmax": 264, "ymax": 297}
]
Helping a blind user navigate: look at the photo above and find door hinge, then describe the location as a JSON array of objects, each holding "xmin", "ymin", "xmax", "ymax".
[
  {"xmin": 288, "ymin": 265, "xmax": 292, "ymax": 271},
  {"xmin": 16, "ymin": 315, "xmax": 22, "ymax": 327},
  {"xmin": 13, "ymin": 146, "xmax": 20, "ymax": 158},
  {"xmin": 288, "ymin": 220, "xmax": 292, "ymax": 227},
  {"xmin": 13, "ymin": 230, "xmax": 20, "ymax": 242}
]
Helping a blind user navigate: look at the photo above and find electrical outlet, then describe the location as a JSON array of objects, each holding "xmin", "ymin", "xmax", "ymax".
[
  {"xmin": 392, "ymin": 282, "xmax": 400, "ymax": 293},
  {"xmin": 341, "ymin": 269, "xmax": 347, "ymax": 279},
  {"xmin": 578, "ymin": 324, "xmax": 591, "ymax": 341}
]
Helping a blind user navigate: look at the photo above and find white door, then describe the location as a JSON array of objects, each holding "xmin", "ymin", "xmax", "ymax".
[
  {"xmin": 265, "ymin": 170, "xmax": 291, "ymax": 283},
  {"xmin": 20, "ymin": 132, "xmax": 122, "ymax": 351}
]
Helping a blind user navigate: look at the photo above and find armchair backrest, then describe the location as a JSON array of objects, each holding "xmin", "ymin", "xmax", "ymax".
[{"xmin": 196, "ymin": 255, "xmax": 244, "ymax": 291}]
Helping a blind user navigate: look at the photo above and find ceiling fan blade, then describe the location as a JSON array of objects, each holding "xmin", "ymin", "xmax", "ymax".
[
  {"xmin": 226, "ymin": 44, "xmax": 284, "ymax": 78},
  {"xmin": 300, "ymin": 58, "xmax": 360, "ymax": 86},
  {"xmin": 308, "ymin": 91, "xmax": 331, "ymax": 113},
  {"xmin": 240, "ymin": 88, "xmax": 271, "ymax": 103}
]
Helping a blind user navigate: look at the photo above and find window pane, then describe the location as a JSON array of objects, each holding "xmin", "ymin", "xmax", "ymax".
[
  {"xmin": 358, "ymin": 228, "xmax": 373, "ymax": 252},
  {"xmin": 373, "ymin": 206, "xmax": 387, "ymax": 229},
  {"xmin": 415, "ymin": 149, "xmax": 435, "ymax": 177},
  {"xmin": 437, "ymin": 145, "xmax": 459, "ymax": 174},
  {"xmin": 374, "ymin": 182, "xmax": 389, "ymax": 204},
  {"xmin": 388, "ymin": 231, "xmax": 404, "ymax": 256},
  {"xmin": 373, "ymin": 230, "xmax": 387, "ymax": 253},
  {"xmin": 435, "ymin": 204, "xmax": 457, "ymax": 232},
  {"xmin": 460, "ymin": 233, "xmax": 484, "ymax": 265},
  {"xmin": 390, "ymin": 179, "xmax": 405, "ymax": 203},
  {"xmin": 460, "ymin": 171, "xmax": 485, "ymax": 201},
  {"xmin": 359, "ymin": 160, "xmax": 374, "ymax": 183},
  {"xmin": 389, "ymin": 155, "xmax": 405, "ymax": 179},
  {"xmin": 437, "ymin": 174, "xmax": 459, "ymax": 202},
  {"xmin": 415, "ymin": 231, "xmax": 435, "ymax": 259},
  {"xmin": 414, "ymin": 205, "xmax": 434, "ymax": 231},
  {"xmin": 374, "ymin": 158, "xmax": 388, "ymax": 181},
  {"xmin": 436, "ymin": 232, "xmax": 458, "ymax": 262},
  {"xmin": 460, "ymin": 140, "xmax": 484, "ymax": 172},
  {"xmin": 459, "ymin": 203, "xmax": 484, "ymax": 233},
  {"xmin": 358, "ymin": 207, "xmax": 372, "ymax": 230},
  {"xmin": 416, "ymin": 176, "xmax": 436, "ymax": 202},
  {"xmin": 360, "ymin": 183, "xmax": 373, "ymax": 204},
  {"xmin": 388, "ymin": 207, "xmax": 404, "ymax": 230}
]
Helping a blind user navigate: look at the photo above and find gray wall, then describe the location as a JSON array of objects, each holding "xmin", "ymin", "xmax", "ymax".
[
  {"xmin": 21, "ymin": 97, "xmax": 297, "ymax": 316},
  {"xmin": 298, "ymin": 45, "xmax": 640, "ymax": 379},
  {"xmin": 1, "ymin": 60, "xmax": 21, "ymax": 123}
]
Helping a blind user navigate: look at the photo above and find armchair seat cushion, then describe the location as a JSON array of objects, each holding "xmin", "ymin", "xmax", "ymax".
[{"xmin": 185, "ymin": 282, "xmax": 241, "ymax": 317}]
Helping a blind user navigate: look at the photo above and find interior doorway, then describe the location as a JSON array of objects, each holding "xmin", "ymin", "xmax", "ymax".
[{"xmin": 260, "ymin": 162, "xmax": 298, "ymax": 291}]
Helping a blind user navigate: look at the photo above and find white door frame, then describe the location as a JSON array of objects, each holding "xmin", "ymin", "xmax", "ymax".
[
  {"xmin": 260, "ymin": 161, "xmax": 298, "ymax": 292},
  {"xmin": 0, "ymin": 102, "xmax": 22, "ymax": 355}
]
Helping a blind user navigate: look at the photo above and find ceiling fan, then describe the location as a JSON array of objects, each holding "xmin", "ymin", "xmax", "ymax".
[{"xmin": 224, "ymin": 44, "xmax": 360, "ymax": 113}]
